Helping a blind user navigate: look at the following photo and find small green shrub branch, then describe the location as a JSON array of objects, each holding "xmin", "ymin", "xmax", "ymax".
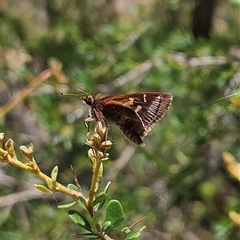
[
  {"xmin": 0, "ymin": 132, "xmax": 86, "ymax": 201},
  {"xmin": 0, "ymin": 123, "xmax": 145, "ymax": 239},
  {"xmin": 85, "ymin": 122, "xmax": 112, "ymax": 215}
]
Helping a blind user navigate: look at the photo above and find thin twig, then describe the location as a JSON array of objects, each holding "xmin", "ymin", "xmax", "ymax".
[
  {"xmin": 0, "ymin": 189, "xmax": 65, "ymax": 207},
  {"xmin": 0, "ymin": 136, "xmax": 86, "ymax": 202},
  {"xmin": 0, "ymin": 70, "xmax": 52, "ymax": 118}
]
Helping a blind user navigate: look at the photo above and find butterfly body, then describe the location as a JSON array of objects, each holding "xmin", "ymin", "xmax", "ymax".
[{"xmin": 81, "ymin": 92, "xmax": 172, "ymax": 146}]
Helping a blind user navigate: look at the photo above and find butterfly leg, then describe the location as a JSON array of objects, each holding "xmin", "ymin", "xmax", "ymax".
[{"xmin": 84, "ymin": 115, "xmax": 95, "ymax": 132}]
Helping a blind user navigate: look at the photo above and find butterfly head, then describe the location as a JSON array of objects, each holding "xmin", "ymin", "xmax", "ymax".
[{"xmin": 81, "ymin": 94, "xmax": 95, "ymax": 106}]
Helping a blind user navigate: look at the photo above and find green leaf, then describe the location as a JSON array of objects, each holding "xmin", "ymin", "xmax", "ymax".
[
  {"xmin": 45, "ymin": 178, "xmax": 53, "ymax": 189},
  {"xmin": 104, "ymin": 181, "xmax": 111, "ymax": 193},
  {"xmin": 125, "ymin": 226, "xmax": 146, "ymax": 239},
  {"xmin": 98, "ymin": 162, "xmax": 103, "ymax": 181},
  {"xmin": 75, "ymin": 199, "xmax": 88, "ymax": 210},
  {"xmin": 34, "ymin": 184, "xmax": 52, "ymax": 193},
  {"xmin": 67, "ymin": 183, "xmax": 79, "ymax": 191},
  {"xmin": 93, "ymin": 192, "xmax": 106, "ymax": 210},
  {"xmin": 68, "ymin": 210, "xmax": 92, "ymax": 232},
  {"xmin": 94, "ymin": 182, "xmax": 111, "ymax": 211},
  {"xmin": 106, "ymin": 200, "xmax": 124, "ymax": 227},
  {"xmin": 58, "ymin": 201, "xmax": 77, "ymax": 209},
  {"xmin": 73, "ymin": 233, "xmax": 99, "ymax": 239},
  {"xmin": 92, "ymin": 211, "xmax": 103, "ymax": 227},
  {"xmin": 102, "ymin": 221, "xmax": 112, "ymax": 233},
  {"xmin": 76, "ymin": 199, "xmax": 88, "ymax": 210},
  {"xmin": 51, "ymin": 166, "xmax": 58, "ymax": 182}
]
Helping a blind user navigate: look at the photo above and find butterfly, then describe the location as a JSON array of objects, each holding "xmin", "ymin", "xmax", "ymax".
[{"xmin": 81, "ymin": 92, "xmax": 172, "ymax": 146}]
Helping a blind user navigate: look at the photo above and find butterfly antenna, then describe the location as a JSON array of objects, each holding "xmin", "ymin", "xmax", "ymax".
[
  {"xmin": 78, "ymin": 88, "xmax": 89, "ymax": 95},
  {"xmin": 60, "ymin": 92, "xmax": 80, "ymax": 97}
]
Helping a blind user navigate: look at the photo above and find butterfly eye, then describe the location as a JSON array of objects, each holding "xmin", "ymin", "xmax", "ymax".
[{"xmin": 83, "ymin": 95, "xmax": 94, "ymax": 105}]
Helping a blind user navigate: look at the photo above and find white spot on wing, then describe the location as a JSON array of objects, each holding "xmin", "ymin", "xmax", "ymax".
[
  {"xmin": 143, "ymin": 94, "xmax": 146, "ymax": 102},
  {"xmin": 147, "ymin": 95, "xmax": 161, "ymax": 113}
]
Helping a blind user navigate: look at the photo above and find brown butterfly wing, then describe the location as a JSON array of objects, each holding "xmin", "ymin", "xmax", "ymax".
[
  {"xmin": 89, "ymin": 92, "xmax": 172, "ymax": 145},
  {"xmin": 133, "ymin": 93, "xmax": 172, "ymax": 134},
  {"xmin": 103, "ymin": 92, "xmax": 172, "ymax": 135},
  {"xmin": 101, "ymin": 101, "xmax": 146, "ymax": 145}
]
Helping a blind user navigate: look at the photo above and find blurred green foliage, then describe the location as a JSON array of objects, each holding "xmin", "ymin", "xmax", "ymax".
[{"xmin": 1, "ymin": 0, "xmax": 240, "ymax": 239}]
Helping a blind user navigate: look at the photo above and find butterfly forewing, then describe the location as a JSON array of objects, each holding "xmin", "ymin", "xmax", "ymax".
[
  {"xmin": 136, "ymin": 93, "xmax": 172, "ymax": 133},
  {"xmin": 103, "ymin": 92, "xmax": 172, "ymax": 131}
]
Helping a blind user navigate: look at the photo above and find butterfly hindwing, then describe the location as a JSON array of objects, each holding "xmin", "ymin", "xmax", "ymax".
[{"xmin": 102, "ymin": 101, "xmax": 146, "ymax": 145}]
